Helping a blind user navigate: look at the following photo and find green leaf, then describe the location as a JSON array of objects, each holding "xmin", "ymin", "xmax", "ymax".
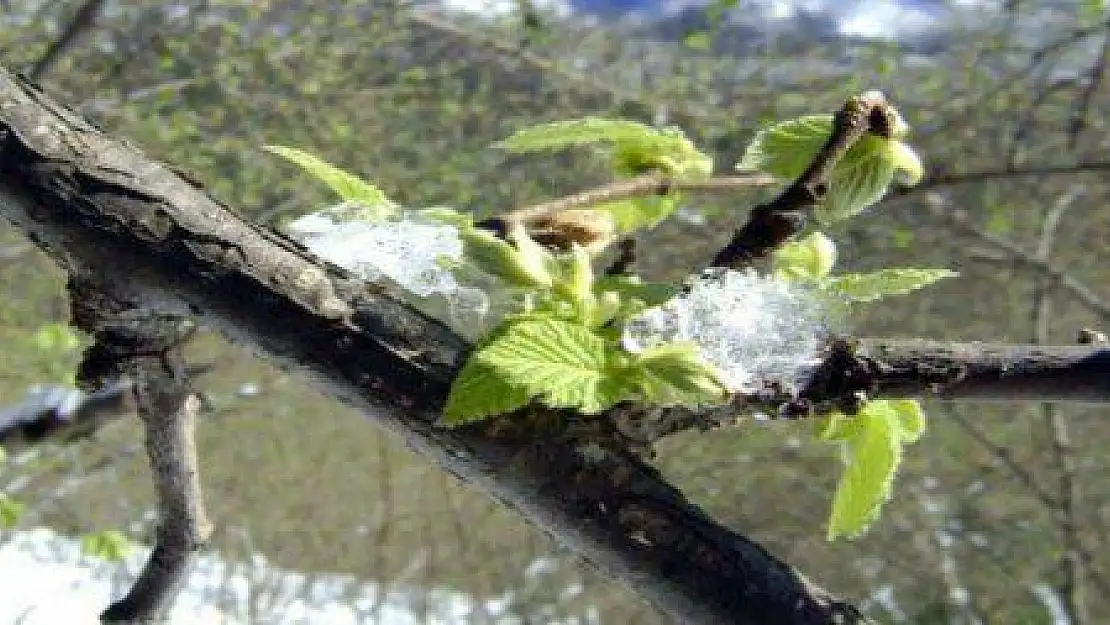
[
  {"xmin": 559, "ymin": 243, "xmax": 596, "ymax": 323},
  {"xmin": 459, "ymin": 226, "xmax": 554, "ymax": 289},
  {"xmin": 825, "ymin": 401, "xmax": 906, "ymax": 540},
  {"xmin": 498, "ymin": 118, "xmax": 712, "ymax": 179},
  {"xmin": 737, "ymin": 114, "xmax": 922, "ymax": 223},
  {"xmin": 412, "ymin": 207, "xmax": 473, "ymax": 228},
  {"xmin": 80, "ymin": 530, "xmax": 131, "ymax": 562},
  {"xmin": 683, "ymin": 31, "xmax": 711, "ymax": 50},
  {"xmin": 773, "ymin": 232, "xmax": 837, "ymax": 280},
  {"xmin": 0, "ymin": 494, "xmax": 24, "ymax": 529},
  {"xmin": 1080, "ymin": 0, "xmax": 1106, "ymax": 22},
  {"xmin": 889, "ymin": 399, "xmax": 927, "ymax": 443},
  {"xmin": 890, "ymin": 140, "xmax": 924, "ymax": 185},
  {"xmin": 447, "ymin": 318, "xmax": 628, "ymax": 421},
  {"xmin": 822, "ymin": 268, "xmax": 958, "ymax": 302},
  {"xmin": 262, "ymin": 145, "xmax": 395, "ymax": 219},
  {"xmin": 498, "ymin": 118, "xmax": 681, "ymax": 154},
  {"xmin": 32, "ymin": 323, "xmax": 82, "ymax": 353},
  {"xmin": 737, "ymin": 115, "xmax": 831, "ymax": 180},
  {"xmin": 595, "ymin": 195, "xmax": 682, "ymax": 233},
  {"xmin": 442, "ymin": 359, "xmax": 533, "ymax": 425},
  {"xmin": 632, "ymin": 343, "xmax": 729, "ymax": 407},
  {"xmin": 496, "ymin": 319, "xmax": 627, "ymax": 413}
]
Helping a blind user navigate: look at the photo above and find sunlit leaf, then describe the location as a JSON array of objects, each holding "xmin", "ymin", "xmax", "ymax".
[
  {"xmin": 822, "ymin": 268, "xmax": 958, "ymax": 302},
  {"xmin": 442, "ymin": 358, "xmax": 533, "ymax": 425},
  {"xmin": 737, "ymin": 113, "xmax": 923, "ymax": 223},
  {"xmin": 773, "ymin": 232, "xmax": 837, "ymax": 280},
  {"xmin": 0, "ymin": 494, "xmax": 24, "ymax": 529},
  {"xmin": 498, "ymin": 118, "xmax": 712, "ymax": 180},
  {"xmin": 594, "ymin": 195, "xmax": 683, "ymax": 233},
  {"xmin": 825, "ymin": 401, "xmax": 919, "ymax": 540},
  {"xmin": 80, "ymin": 530, "xmax": 132, "ymax": 562},
  {"xmin": 460, "ymin": 226, "xmax": 553, "ymax": 289},
  {"xmin": 262, "ymin": 145, "xmax": 395, "ymax": 219},
  {"xmin": 631, "ymin": 343, "xmax": 729, "ymax": 407},
  {"xmin": 32, "ymin": 323, "xmax": 82, "ymax": 353},
  {"xmin": 443, "ymin": 318, "xmax": 629, "ymax": 425}
]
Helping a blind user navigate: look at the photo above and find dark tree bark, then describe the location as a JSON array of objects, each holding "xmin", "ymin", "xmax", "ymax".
[{"xmin": 2, "ymin": 67, "xmax": 1109, "ymax": 623}]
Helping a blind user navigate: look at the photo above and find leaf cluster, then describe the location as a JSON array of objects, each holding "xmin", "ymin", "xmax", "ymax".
[{"xmin": 270, "ymin": 99, "xmax": 953, "ymax": 540}]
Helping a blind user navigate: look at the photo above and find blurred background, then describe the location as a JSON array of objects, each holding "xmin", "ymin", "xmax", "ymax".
[{"xmin": 1, "ymin": 0, "xmax": 1108, "ymax": 623}]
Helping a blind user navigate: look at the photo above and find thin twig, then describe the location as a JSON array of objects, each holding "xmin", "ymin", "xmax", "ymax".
[
  {"xmin": 903, "ymin": 160, "xmax": 1110, "ymax": 194},
  {"xmin": 709, "ymin": 91, "xmax": 896, "ymax": 268},
  {"xmin": 1067, "ymin": 31, "xmax": 1110, "ymax": 150},
  {"xmin": 490, "ymin": 172, "xmax": 774, "ymax": 229},
  {"xmin": 1030, "ymin": 187, "xmax": 1089, "ymax": 624},
  {"xmin": 920, "ymin": 192, "xmax": 1110, "ymax": 323}
]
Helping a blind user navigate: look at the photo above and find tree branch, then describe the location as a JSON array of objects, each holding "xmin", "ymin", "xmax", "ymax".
[
  {"xmin": 74, "ymin": 302, "xmax": 212, "ymax": 623},
  {"xmin": 918, "ymin": 191, "xmax": 1110, "ymax": 323},
  {"xmin": 0, "ymin": 65, "xmax": 866, "ymax": 625},
  {"xmin": 3, "ymin": 68, "xmax": 1109, "ymax": 624},
  {"xmin": 27, "ymin": 0, "xmax": 108, "ymax": 81},
  {"xmin": 709, "ymin": 91, "xmax": 896, "ymax": 268}
]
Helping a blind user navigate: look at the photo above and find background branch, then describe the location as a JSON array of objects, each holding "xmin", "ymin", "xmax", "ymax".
[
  {"xmin": 67, "ymin": 281, "xmax": 213, "ymax": 624},
  {"xmin": 27, "ymin": 0, "xmax": 108, "ymax": 81}
]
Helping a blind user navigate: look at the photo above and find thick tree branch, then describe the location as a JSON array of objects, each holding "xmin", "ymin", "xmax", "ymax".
[
  {"xmin": 3, "ymin": 69, "xmax": 1110, "ymax": 623},
  {"xmin": 614, "ymin": 338, "xmax": 1110, "ymax": 444},
  {"xmin": 0, "ymin": 66, "xmax": 866, "ymax": 625},
  {"xmin": 67, "ymin": 281, "xmax": 213, "ymax": 624}
]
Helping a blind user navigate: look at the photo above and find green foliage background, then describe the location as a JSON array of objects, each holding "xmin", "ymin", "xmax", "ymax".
[{"xmin": 1, "ymin": 1, "xmax": 1109, "ymax": 622}]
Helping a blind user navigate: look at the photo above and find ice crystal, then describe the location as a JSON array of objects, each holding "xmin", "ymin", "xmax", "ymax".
[
  {"xmin": 286, "ymin": 208, "xmax": 464, "ymax": 297},
  {"xmin": 622, "ymin": 269, "xmax": 833, "ymax": 393}
]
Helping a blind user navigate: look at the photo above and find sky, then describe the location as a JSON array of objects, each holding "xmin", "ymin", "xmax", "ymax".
[{"xmin": 438, "ymin": 0, "xmax": 1003, "ymax": 40}]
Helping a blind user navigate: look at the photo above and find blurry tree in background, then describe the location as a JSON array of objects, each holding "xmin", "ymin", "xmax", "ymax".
[{"xmin": 1, "ymin": 0, "xmax": 1108, "ymax": 622}]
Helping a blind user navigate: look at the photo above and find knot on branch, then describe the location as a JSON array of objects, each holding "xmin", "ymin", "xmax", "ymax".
[
  {"xmin": 791, "ymin": 337, "xmax": 881, "ymax": 417},
  {"xmin": 70, "ymin": 277, "xmax": 196, "ymax": 392}
]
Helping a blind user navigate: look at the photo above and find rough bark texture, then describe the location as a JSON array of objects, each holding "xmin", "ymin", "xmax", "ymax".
[
  {"xmin": 4, "ymin": 68, "xmax": 1110, "ymax": 623},
  {"xmin": 0, "ymin": 68, "xmax": 865, "ymax": 624}
]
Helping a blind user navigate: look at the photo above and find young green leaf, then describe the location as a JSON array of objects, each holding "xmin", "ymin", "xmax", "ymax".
[
  {"xmin": 890, "ymin": 140, "xmax": 924, "ymax": 185},
  {"xmin": 263, "ymin": 145, "xmax": 395, "ymax": 219},
  {"xmin": 0, "ymin": 494, "xmax": 23, "ymax": 528},
  {"xmin": 32, "ymin": 323, "xmax": 82, "ymax": 353},
  {"xmin": 824, "ymin": 401, "xmax": 908, "ymax": 540},
  {"xmin": 555, "ymin": 243, "xmax": 597, "ymax": 323},
  {"xmin": 595, "ymin": 195, "xmax": 682, "ymax": 233},
  {"xmin": 459, "ymin": 226, "xmax": 554, "ymax": 289},
  {"xmin": 80, "ymin": 530, "xmax": 132, "ymax": 562},
  {"xmin": 498, "ymin": 118, "xmax": 712, "ymax": 179},
  {"xmin": 773, "ymin": 231, "xmax": 837, "ymax": 280},
  {"xmin": 737, "ymin": 114, "xmax": 923, "ymax": 223},
  {"xmin": 472, "ymin": 318, "xmax": 628, "ymax": 414},
  {"xmin": 888, "ymin": 399, "xmax": 927, "ymax": 443},
  {"xmin": 819, "ymin": 134, "xmax": 896, "ymax": 223},
  {"xmin": 631, "ymin": 343, "xmax": 729, "ymax": 407},
  {"xmin": 442, "ymin": 358, "xmax": 534, "ymax": 425},
  {"xmin": 499, "ymin": 118, "xmax": 680, "ymax": 154},
  {"xmin": 737, "ymin": 115, "xmax": 831, "ymax": 180},
  {"xmin": 822, "ymin": 268, "xmax": 958, "ymax": 302}
]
